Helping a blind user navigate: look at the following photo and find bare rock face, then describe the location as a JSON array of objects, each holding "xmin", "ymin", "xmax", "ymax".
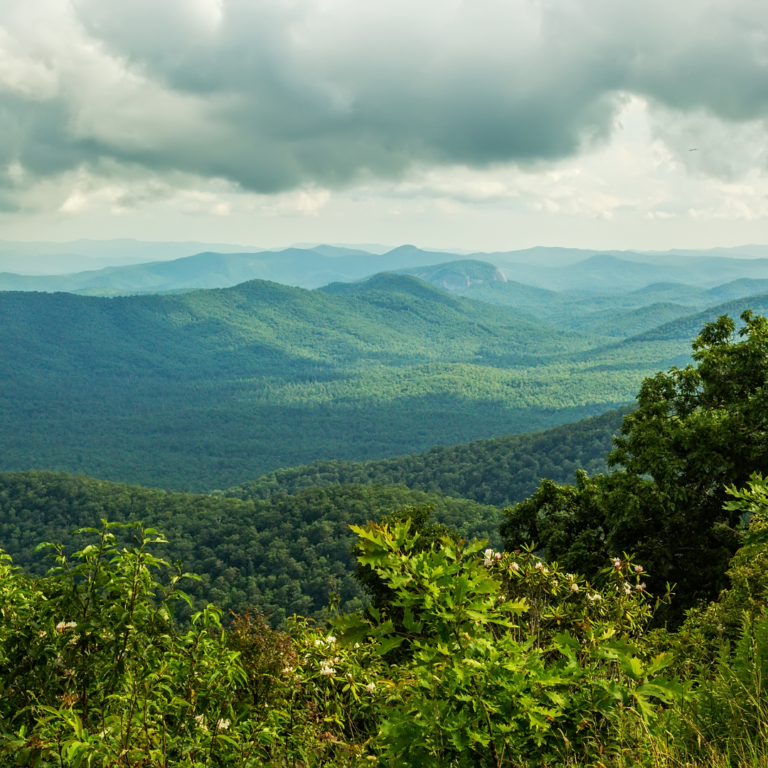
[
  {"xmin": 434, "ymin": 265, "xmax": 507, "ymax": 290},
  {"xmin": 435, "ymin": 274, "xmax": 472, "ymax": 291},
  {"xmin": 398, "ymin": 259, "xmax": 508, "ymax": 293}
]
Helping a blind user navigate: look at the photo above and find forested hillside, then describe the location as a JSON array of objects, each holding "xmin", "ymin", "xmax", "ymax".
[
  {"xmin": 399, "ymin": 260, "xmax": 768, "ymax": 337},
  {"xmin": 631, "ymin": 291, "xmax": 768, "ymax": 341},
  {"xmin": 3, "ymin": 310, "xmax": 768, "ymax": 766},
  {"xmin": 0, "ymin": 471, "xmax": 501, "ymax": 624},
  {"xmin": 228, "ymin": 407, "xmax": 627, "ymax": 506},
  {"xmin": 0, "ymin": 277, "xmax": 688, "ymax": 490}
]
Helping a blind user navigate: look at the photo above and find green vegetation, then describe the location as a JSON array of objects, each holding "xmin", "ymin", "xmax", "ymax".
[
  {"xmin": 0, "ymin": 276, "xmax": 693, "ymax": 491},
  {"xmin": 3, "ymin": 480, "xmax": 768, "ymax": 766},
  {"xmin": 0, "ymin": 473, "xmax": 501, "ymax": 625},
  {"xmin": 229, "ymin": 406, "xmax": 629, "ymax": 507},
  {"xmin": 631, "ymin": 291, "xmax": 768, "ymax": 341},
  {"xmin": 401, "ymin": 259, "xmax": 768, "ymax": 338},
  {"xmin": 3, "ymin": 310, "xmax": 768, "ymax": 765},
  {"xmin": 502, "ymin": 310, "xmax": 768, "ymax": 623}
]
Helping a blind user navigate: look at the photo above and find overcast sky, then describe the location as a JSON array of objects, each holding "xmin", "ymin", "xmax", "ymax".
[{"xmin": 2, "ymin": 0, "xmax": 768, "ymax": 251}]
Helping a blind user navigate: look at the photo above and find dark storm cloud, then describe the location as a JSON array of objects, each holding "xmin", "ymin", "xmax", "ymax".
[{"xmin": 5, "ymin": 0, "xmax": 768, "ymax": 192}]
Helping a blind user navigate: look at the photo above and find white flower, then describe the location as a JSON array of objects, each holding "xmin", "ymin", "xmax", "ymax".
[
  {"xmin": 587, "ymin": 593, "xmax": 602, "ymax": 602},
  {"xmin": 494, "ymin": 552, "xmax": 502, "ymax": 561},
  {"xmin": 566, "ymin": 573, "xmax": 575, "ymax": 581},
  {"xmin": 326, "ymin": 635, "xmax": 337, "ymax": 644},
  {"xmin": 623, "ymin": 582, "xmax": 632, "ymax": 595},
  {"xmin": 535, "ymin": 562, "xmax": 544, "ymax": 571},
  {"xmin": 510, "ymin": 562, "xmax": 520, "ymax": 572},
  {"xmin": 38, "ymin": 631, "xmax": 47, "ymax": 638},
  {"xmin": 354, "ymin": 643, "xmax": 361, "ymax": 649},
  {"xmin": 484, "ymin": 548, "xmax": 494, "ymax": 559},
  {"xmin": 636, "ymin": 583, "xmax": 647, "ymax": 592},
  {"xmin": 314, "ymin": 639, "xmax": 324, "ymax": 646},
  {"xmin": 283, "ymin": 666, "xmax": 294, "ymax": 674},
  {"xmin": 216, "ymin": 719, "xmax": 230, "ymax": 731},
  {"xmin": 570, "ymin": 583, "xmax": 579, "ymax": 593},
  {"xmin": 319, "ymin": 663, "xmax": 335, "ymax": 676},
  {"xmin": 55, "ymin": 621, "xmax": 77, "ymax": 633},
  {"xmin": 194, "ymin": 714, "xmax": 208, "ymax": 731},
  {"xmin": 612, "ymin": 558, "xmax": 622, "ymax": 570},
  {"xmin": 634, "ymin": 565, "xmax": 644, "ymax": 574},
  {"xmin": 366, "ymin": 682, "xmax": 376, "ymax": 693}
]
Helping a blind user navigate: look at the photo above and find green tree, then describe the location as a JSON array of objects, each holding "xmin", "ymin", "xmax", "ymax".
[{"xmin": 501, "ymin": 311, "xmax": 768, "ymax": 621}]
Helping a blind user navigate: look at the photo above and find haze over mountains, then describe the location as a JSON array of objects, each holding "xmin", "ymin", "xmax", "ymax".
[
  {"xmin": 2, "ymin": 238, "xmax": 768, "ymax": 491},
  {"xmin": 0, "ymin": 239, "xmax": 265, "ymax": 275},
  {"xmin": 4, "ymin": 241, "xmax": 768, "ymax": 295}
]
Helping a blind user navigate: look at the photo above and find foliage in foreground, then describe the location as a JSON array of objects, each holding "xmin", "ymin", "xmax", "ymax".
[
  {"xmin": 502, "ymin": 311, "xmax": 768, "ymax": 624},
  {"xmin": 0, "ymin": 506, "xmax": 741, "ymax": 768}
]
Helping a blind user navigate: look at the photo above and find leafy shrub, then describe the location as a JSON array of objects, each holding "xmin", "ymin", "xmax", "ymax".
[{"xmin": 335, "ymin": 520, "xmax": 680, "ymax": 767}]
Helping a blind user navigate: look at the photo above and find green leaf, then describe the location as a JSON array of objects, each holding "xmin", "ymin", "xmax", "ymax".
[
  {"xmin": 618, "ymin": 655, "xmax": 645, "ymax": 681},
  {"xmin": 375, "ymin": 636, "xmax": 404, "ymax": 656}
]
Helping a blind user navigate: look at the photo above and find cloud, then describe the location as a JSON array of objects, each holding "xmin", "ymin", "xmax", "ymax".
[{"xmin": 1, "ymin": 0, "xmax": 768, "ymax": 201}]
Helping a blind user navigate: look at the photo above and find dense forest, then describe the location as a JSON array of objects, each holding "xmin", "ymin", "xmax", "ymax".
[
  {"xmin": 228, "ymin": 406, "xmax": 628, "ymax": 506},
  {"xmin": 0, "ymin": 274, "xmax": 695, "ymax": 490},
  {"xmin": 2, "ymin": 310, "xmax": 768, "ymax": 765},
  {"xmin": 401, "ymin": 258, "xmax": 768, "ymax": 337},
  {"xmin": 0, "ymin": 473, "xmax": 501, "ymax": 624}
]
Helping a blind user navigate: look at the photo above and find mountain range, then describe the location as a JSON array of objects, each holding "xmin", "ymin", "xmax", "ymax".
[
  {"xmin": 3, "ymin": 239, "xmax": 768, "ymax": 491},
  {"xmin": 5, "ymin": 242, "xmax": 768, "ymax": 296},
  {"xmin": 0, "ymin": 270, "xmax": 700, "ymax": 490}
]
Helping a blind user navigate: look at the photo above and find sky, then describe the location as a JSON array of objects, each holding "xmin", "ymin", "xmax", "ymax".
[{"xmin": 2, "ymin": 0, "xmax": 768, "ymax": 252}]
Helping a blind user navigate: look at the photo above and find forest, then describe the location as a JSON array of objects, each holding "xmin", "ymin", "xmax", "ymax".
[
  {"xmin": 1, "ymin": 309, "xmax": 768, "ymax": 765},
  {"xmin": 0, "ymin": 271, "xmax": 711, "ymax": 491},
  {"xmin": 228, "ymin": 406, "xmax": 628, "ymax": 507},
  {"xmin": 0, "ymin": 476, "xmax": 502, "ymax": 625}
]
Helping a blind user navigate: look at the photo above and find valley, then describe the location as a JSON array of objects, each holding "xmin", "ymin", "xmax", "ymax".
[
  {"xmin": 0, "ymin": 268, "xmax": 693, "ymax": 490},
  {"xmin": 2, "ymin": 241, "xmax": 768, "ymax": 767}
]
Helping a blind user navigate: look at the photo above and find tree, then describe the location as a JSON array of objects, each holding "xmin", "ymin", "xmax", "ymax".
[{"xmin": 501, "ymin": 311, "xmax": 768, "ymax": 622}]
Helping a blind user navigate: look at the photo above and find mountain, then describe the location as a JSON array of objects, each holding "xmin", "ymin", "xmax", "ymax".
[
  {"xmin": 227, "ymin": 407, "xmax": 629, "ymax": 508},
  {"xmin": 0, "ymin": 245, "xmax": 462, "ymax": 294},
  {"xmin": 630, "ymin": 292, "xmax": 768, "ymax": 342},
  {"xmin": 564, "ymin": 302, "xmax": 694, "ymax": 337},
  {"xmin": 0, "ymin": 274, "xmax": 685, "ymax": 490},
  {"xmin": 393, "ymin": 260, "xmax": 508, "ymax": 291},
  {"xmin": 0, "ymin": 238, "xmax": 263, "ymax": 275},
  {"xmin": 704, "ymin": 278, "xmax": 768, "ymax": 303},
  {"xmin": 504, "ymin": 254, "xmax": 768, "ymax": 292},
  {"xmin": 396, "ymin": 260, "xmax": 768, "ymax": 337},
  {"xmin": 6, "ymin": 243, "xmax": 768, "ymax": 297}
]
